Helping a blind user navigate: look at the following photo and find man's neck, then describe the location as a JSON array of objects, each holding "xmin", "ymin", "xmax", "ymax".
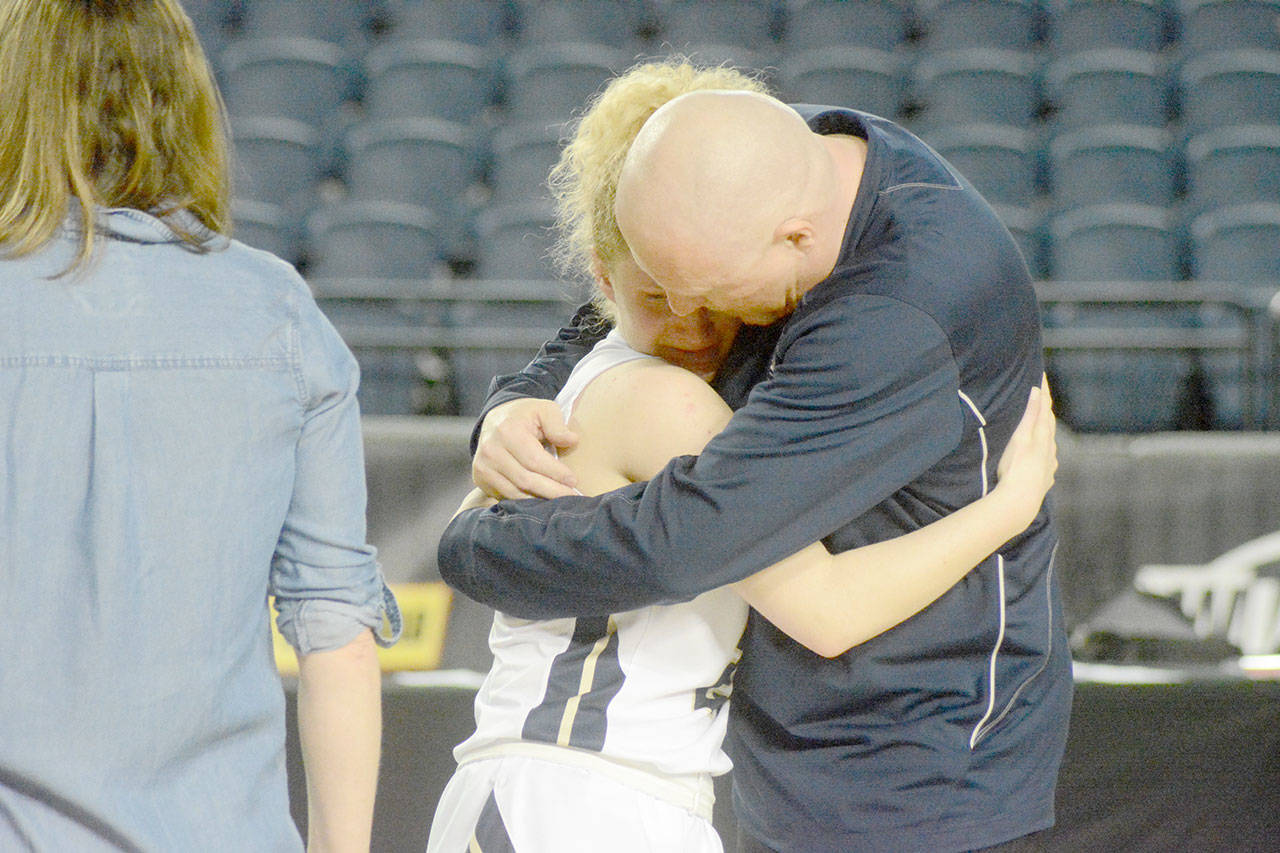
[{"xmin": 804, "ymin": 133, "xmax": 867, "ymax": 290}]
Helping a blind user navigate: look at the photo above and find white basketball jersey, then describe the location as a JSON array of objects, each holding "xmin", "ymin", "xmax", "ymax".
[{"xmin": 455, "ymin": 331, "xmax": 748, "ymax": 784}]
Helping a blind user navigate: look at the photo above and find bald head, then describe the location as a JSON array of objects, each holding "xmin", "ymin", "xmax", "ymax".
[{"xmin": 614, "ymin": 90, "xmax": 845, "ymax": 323}]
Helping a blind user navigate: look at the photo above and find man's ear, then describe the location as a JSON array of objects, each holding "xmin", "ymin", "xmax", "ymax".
[{"xmin": 776, "ymin": 218, "xmax": 817, "ymax": 253}]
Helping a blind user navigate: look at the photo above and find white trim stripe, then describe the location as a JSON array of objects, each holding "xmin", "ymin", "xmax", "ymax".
[
  {"xmin": 970, "ymin": 554, "xmax": 1008, "ymax": 748},
  {"xmin": 956, "ymin": 389, "xmax": 1004, "ymax": 748}
]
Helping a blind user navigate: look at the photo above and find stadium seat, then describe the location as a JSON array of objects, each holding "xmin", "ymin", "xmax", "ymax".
[
  {"xmin": 1184, "ymin": 125, "xmax": 1280, "ymax": 214},
  {"xmin": 487, "ymin": 121, "xmax": 567, "ymax": 205},
  {"xmin": 437, "ymin": 281, "xmax": 582, "ymax": 416},
  {"xmin": 1044, "ymin": 0, "xmax": 1170, "ymax": 54},
  {"xmin": 220, "ymin": 37, "xmax": 352, "ymax": 131},
  {"xmin": 1047, "ymin": 124, "xmax": 1178, "ymax": 209},
  {"xmin": 380, "ymin": 0, "xmax": 511, "ymax": 45},
  {"xmin": 1043, "ymin": 49, "xmax": 1172, "ymax": 129},
  {"xmin": 1189, "ymin": 203, "xmax": 1280, "ymax": 285},
  {"xmin": 782, "ymin": 0, "xmax": 912, "ymax": 51},
  {"xmin": 363, "ymin": 39, "xmax": 496, "ymax": 124},
  {"xmin": 471, "ymin": 201, "xmax": 560, "ymax": 281},
  {"xmin": 1048, "ymin": 203, "xmax": 1184, "ymax": 281},
  {"xmin": 656, "ymin": 0, "xmax": 781, "ymax": 51},
  {"xmin": 776, "ymin": 47, "xmax": 908, "ymax": 119},
  {"xmin": 500, "ymin": 43, "xmax": 627, "ymax": 123},
  {"xmin": 236, "ymin": 0, "xmax": 373, "ymax": 46},
  {"xmin": 916, "ymin": 0, "xmax": 1043, "ymax": 51},
  {"xmin": 1041, "ymin": 301, "xmax": 1221, "ymax": 432},
  {"xmin": 511, "ymin": 0, "xmax": 649, "ymax": 49},
  {"xmin": 306, "ymin": 201, "xmax": 443, "ymax": 279},
  {"xmin": 922, "ymin": 123, "xmax": 1043, "ymax": 207},
  {"xmin": 992, "ymin": 203, "xmax": 1048, "ymax": 278},
  {"xmin": 1178, "ymin": 50, "xmax": 1280, "ymax": 134},
  {"xmin": 447, "ymin": 279, "xmax": 580, "ymax": 332},
  {"xmin": 1176, "ymin": 0, "xmax": 1280, "ymax": 55},
  {"xmin": 230, "ymin": 116, "xmax": 327, "ymax": 217},
  {"xmin": 664, "ymin": 44, "xmax": 778, "ymax": 75},
  {"xmin": 911, "ymin": 49, "xmax": 1042, "ymax": 128},
  {"xmin": 342, "ymin": 118, "xmax": 481, "ymax": 255},
  {"xmin": 232, "ymin": 199, "xmax": 301, "ymax": 265},
  {"xmin": 182, "ymin": 0, "xmax": 234, "ymax": 57}
]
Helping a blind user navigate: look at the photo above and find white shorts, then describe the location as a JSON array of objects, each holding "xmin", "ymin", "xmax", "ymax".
[{"xmin": 426, "ymin": 754, "xmax": 724, "ymax": 853}]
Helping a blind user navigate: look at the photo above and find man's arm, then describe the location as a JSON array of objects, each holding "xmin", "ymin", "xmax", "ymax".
[
  {"xmin": 438, "ymin": 296, "xmax": 966, "ymax": 618},
  {"xmin": 296, "ymin": 629, "xmax": 381, "ymax": 853}
]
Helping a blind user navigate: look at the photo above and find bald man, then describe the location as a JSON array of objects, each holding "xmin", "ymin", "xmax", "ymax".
[{"xmin": 440, "ymin": 85, "xmax": 1070, "ymax": 853}]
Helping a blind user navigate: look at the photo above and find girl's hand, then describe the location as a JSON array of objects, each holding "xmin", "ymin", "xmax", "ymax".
[{"xmin": 993, "ymin": 376, "xmax": 1058, "ymax": 532}]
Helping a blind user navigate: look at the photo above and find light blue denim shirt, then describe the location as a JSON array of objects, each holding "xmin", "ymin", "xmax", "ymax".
[{"xmin": 0, "ymin": 207, "xmax": 399, "ymax": 851}]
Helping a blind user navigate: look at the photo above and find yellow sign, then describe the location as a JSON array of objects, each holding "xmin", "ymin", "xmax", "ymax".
[{"xmin": 271, "ymin": 582, "xmax": 454, "ymax": 674}]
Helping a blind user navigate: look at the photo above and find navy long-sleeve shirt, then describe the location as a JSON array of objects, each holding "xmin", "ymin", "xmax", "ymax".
[{"xmin": 440, "ymin": 107, "xmax": 1072, "ymax": 853}]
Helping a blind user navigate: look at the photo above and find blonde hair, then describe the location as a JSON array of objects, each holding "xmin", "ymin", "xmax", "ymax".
[
  {"xmin": 0, "ymin": 0, "xmax": 231, "ymax": 273},
  {"xmin": 548, "ymin": 57, "xmax": 770, "ymax": 319}
]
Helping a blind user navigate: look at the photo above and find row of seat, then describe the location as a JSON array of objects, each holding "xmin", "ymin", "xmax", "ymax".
[
  {"xmin": 188, "ymin": 0, "xmax": 1280, "ymax": 57},
  {"xmin": 307, "ymin": 278, "xmax": 1273, "ymax": 433},
  {"xmin": 211, "ymin": 36, "xmax": 1280, "ymax": 134},
  {"xmin": 234, "ymin": 114, "xmax": 1280, "ymax": 210},
  {"xmin": 236, "ymin": 191, "xmax": 1280, "ymax": 285}
]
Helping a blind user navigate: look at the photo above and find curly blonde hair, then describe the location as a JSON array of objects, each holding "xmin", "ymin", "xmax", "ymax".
[{"xmin": 548, "ymin": 57, "xmax": 771, "ymax": 318}]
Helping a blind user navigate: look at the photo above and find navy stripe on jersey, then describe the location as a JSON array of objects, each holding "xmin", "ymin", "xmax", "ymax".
[
  {"xmin": 521, "ymin": 615, "xmax": 624, "ymax": 751},
  {"xmin": 468, "ymin": 791, "xmax": 515, "ymax": 853}
]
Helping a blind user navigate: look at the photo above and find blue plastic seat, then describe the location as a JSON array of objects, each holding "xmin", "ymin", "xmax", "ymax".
[
  {"xmin": 1044, "ymin": 49, "xmax": 1172, "ymax": 129},
  {"xmin": 912, "ymin": 49, "xmax": 1042, "ymax": 128},
  {"xmin": 776, "ymin": 47, "xmax": 907, "ymax": 119},
  {"xmin": 1184, "ymin": 125, "xmax": 1280, "ymax": 215},
  {"xmin": 501, "ymin": 43, "xmax": 627, "ymax": 123},
  {"xmin": 656, "ymin": 0, "xmax": 780, "ymax": 51},
  {"xmin": 306, "ymin": 201, "xmax": 443, "ymax": 279},
  {"xmin": 230, "ymin": 116, "xmax": 327, "ymax": 216},
  {"xmin": 923, "ymin": 123, "xmax": 1043, "ymax": 207},
  {"xmin": 220, "ymin": 37, "xmax": 351, "ymax": 131},
  {"xmin": 236, "ymin": 0, "xmax": 374, "ymax": 47},
  {"xmin": 231, "ymin": 199, "xmax": 301, "ymax": 265},
  {"xmin": 1044, "ymin": 0, "xmax": 1170, "ymax": 54},
  {"xmin": 512, "ymin": 0, "xmax": 649, "ymax": 49},
  {"xmin": 1047, "ymin": 124, "xmax": 1178, "ymax": 209},
  {"xmin": 183, "ymin": 0, "xmax": 235, "ymax": 58},
  {"xmin": 1177, "ymin": 0, "xmax": 1280, "ymax": 54},
  {"xmin": 487, "ymin": 121, "xmax": 567, "ymax": 205},
  {"xmin": 663, "ymin": 43, "xmax": 779, "ymax": 75},
  {"xmin": 782, "ymin": 0, "xmax": 912, "ymax": 50},
  {"xmin": 1189, "ymin": 203, "xmax": 1280, "ymax": 286},
  {"xmin": 1043, "ymin": 304, "xmax": 1219, "ymax": 432},
  {"xmin": 916, "ymin": 0, "xmax": 1043, "ymax": 51},
  {"xmin": 472, "ymin": 201, "xmax": 560, "ymax": 281},
  {"xmin": 380, "ymin": 0, "xmax": 511, "ymax": 45},
  {"xmin": 342, "ymin": 118, "xmax": 481, "ymax": 255},
  {"xmin": 363, "ymin": 39, "xmax": 496, "ymax": 124},
  {"xmin": 1048, "ymin": 203, "xmax": 1184, "ymax": 281},
  {"xmin": 1178, "ymin": 50, "xmax": 1280, "ymax": 134},
  {"xmin": 992, "ymin": 203, "xmax": 1048, "ymax": 278}
]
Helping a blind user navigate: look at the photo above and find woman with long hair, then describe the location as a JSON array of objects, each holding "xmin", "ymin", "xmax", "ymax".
[{"xmin": 0, "ymin": 2, "xmax": 397, "ymax": 850}]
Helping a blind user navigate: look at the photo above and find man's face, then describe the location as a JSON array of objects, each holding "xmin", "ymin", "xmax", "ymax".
[
  {"xmin": 638, "ymin": 240, "xmax": 802, "ymax": 327},
  {"xmin": 603, "ymin": 253, "xmax": 742, "ymax": 381}
]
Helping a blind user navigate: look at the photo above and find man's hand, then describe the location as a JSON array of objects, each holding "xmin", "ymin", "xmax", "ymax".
[{"xmin": 473, "ymin": 398, "xmax": 581, "ymax": 500}]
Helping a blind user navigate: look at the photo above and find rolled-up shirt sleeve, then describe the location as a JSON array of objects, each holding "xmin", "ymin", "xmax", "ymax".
[
  {"xmin": 273, "ymin": 287, "xmax": 401, "ymax": 655},
  {"xmin": 438, "ymin": 295, "xmax": 965, "ymax": 619}
]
